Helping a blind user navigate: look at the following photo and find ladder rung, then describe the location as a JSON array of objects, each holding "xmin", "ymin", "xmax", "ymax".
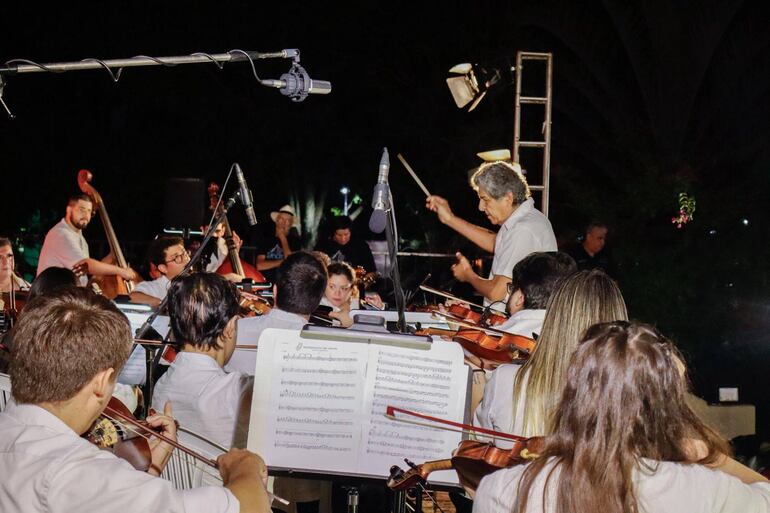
[
  {"xmin": 520, "ymin": 96, "xmax": 548, "ymax": 105},
  {"xmin": 519, "ymin": 52, "xmax": 552, "ymax": 60},
  {"xmin": 529, "ymin": 185, "xmax": 545, "ymax": 191},
  {"xmin": 518, "ymin": 141, "xmax": 547, "ymax": 148}
]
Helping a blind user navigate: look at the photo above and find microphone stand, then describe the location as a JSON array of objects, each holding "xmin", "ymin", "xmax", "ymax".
[
  {"xmin": 134, "ymin": 191, "xmax": 242, "ymax": 404},
  {"xmin": 384, "ymin": 186, "xmax": 407, "ymax": 333}
]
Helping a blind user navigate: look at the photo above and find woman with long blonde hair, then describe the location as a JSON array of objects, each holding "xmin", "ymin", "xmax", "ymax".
[
  {"xmin": 474, "ymin": 322, "xmax": 770, "ymax": 513},
  {"xmin": 474, "ymin": 269, "xmax": 628, "ymax": 443}
]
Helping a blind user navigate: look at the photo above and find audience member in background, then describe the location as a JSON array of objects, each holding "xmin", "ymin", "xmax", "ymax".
[
  {"xmin": 474, "ymin": 321, "xmax": 770, "ymax": 513},
  {"xmin": 254, "ymin": 204, "xmax": 301, "ymax": 283},
  {"xmin": 152, "ymin": 273, "xmax": 253, "ymax": 460},
  {"xmin": 0, "ymin": 287, "xmax": 270, "ymax": 513},
  {"xmin": 314, "ymin": 215, "xmax": 376, "ymax": 275},
  {"xmin": 565, "ymin": 221, "xmax": 612, "ymax": 274},
  {"xmin": 474, "ymin": 269, "xmax": 628, "ymax": 444}
]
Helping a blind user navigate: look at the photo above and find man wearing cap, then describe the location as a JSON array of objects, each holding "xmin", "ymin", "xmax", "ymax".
[{"xmin": 254, "ymin": 204, "xmax": 301, "ymax": 282}]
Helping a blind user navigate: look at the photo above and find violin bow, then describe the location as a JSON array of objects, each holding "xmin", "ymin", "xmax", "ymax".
[
  {"xmin": 386, "ymin": 406, "xmax": 528, "ymax": 443},
  {"xmin": 418, "ymin": 285, "xmax": 486, "ymax": 310}
]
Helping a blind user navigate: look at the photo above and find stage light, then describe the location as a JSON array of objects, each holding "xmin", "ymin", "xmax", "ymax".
[{"xmin": 446, "ymin": 63, "xmax": 501, "ymax": 112}]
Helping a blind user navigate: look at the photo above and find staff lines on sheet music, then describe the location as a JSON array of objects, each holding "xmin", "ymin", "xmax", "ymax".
[
  {"xmin": 368, "ymin": 429, "xmax": 444, "ymax": 444},
  {"xmin": 376, "ymin": 358, "xmax": 452, "ymax": 374},
  {"xmin": 375, "ymin": 368, "xmax": 452, "ymax": 382},
  {"xmin": 276, "ymin": 429, "xmax": 353, "ymax": 439},
  {"xmin": 280, "ymin": 380, "xmax": 356, "ymax": 388},
  {"xmin": 372, "ymin": 401, "xmax": 445, "ymax": 417},
  {"xmin": 373, "ymin": 376, "xmax": 451, "ymax": 390},
  {"xmin": 366, "ymin": 448, "xmax": 444, "ymax": 458},
  {"xmin": 274, "ymin": 442, "xmax": 351, "ymax": 452},
  {"xmin": 366, "ymin": 440, "xmax": 445, "ymax": 456},
  {"xmin": 282, "ymin": 353, "xmax": 358, "ymax": 362},
  {"xmin": 373, "ymin": 383, "xmax": 448, "ymax": 399},
  {"xmin": 278, "ymin": 405, "xmax": 355, "ymax": 414},
  {"xmin": 281, "ymin": 367, "xmax": 357, "ymax": 375},
  {"xmin": 379, "ymin": 350, "xmax": 452, "ymax": 366},
  {"xmin": 279, "ymin": 390, "xmax": 356, "ymax": 400},
  {"xmin": 276, "ymin": 416, "xmax": 354, "ymax": 426},
  {"xmin": 371, "ymin": 417, "xmax": 443, "ymax": 433},
  {"xmin": 373, "ymin": 392, "xmax": 448, "ymax": 409}
]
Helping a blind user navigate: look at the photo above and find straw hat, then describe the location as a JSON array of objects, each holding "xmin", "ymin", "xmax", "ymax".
[{"xmin": 270, "ymin": 204, "xmax": 296, "ymax": 223}]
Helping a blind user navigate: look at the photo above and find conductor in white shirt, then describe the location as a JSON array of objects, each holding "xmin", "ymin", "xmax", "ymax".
[
  {"xmin": 473, "ymin": 321, "xmax": 770, "ymax": 513},
  {"xmin": 0, "ymin": 286, "xmax": 271, "ymax": 513},
  {"xmin": 426, "ymin": 161, "xmax": 557, "ymax": 307}
]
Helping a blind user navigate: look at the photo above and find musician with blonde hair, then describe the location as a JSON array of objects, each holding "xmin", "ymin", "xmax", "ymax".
[{"xmin": 475, "ymin": 269, "xmax": 628, "ymax": 444}]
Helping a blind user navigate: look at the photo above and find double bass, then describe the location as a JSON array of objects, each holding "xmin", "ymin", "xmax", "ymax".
[
  {"xmin": 207, "ymin": 182, "xmax": 266, "ymax": 282},
  {"xmin": 77, "ymin": 169, "xmax": 138, "ymax": 299}
]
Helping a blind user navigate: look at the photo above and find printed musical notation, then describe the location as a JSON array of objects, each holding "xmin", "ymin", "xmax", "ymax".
[{"xmin": 247, "ymin": 328, "xmax": 469, "ymax": 484}]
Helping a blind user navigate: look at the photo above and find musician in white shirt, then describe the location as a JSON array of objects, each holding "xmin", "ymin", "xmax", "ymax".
[
  {"xmin": 152, "ymin": 273, "xmax": 253, "ymax": 455},
  {"xmin": 130, "ymin": 236, "xmax": 189, "ymax": 307},
  {"xmin": 37, "ymin": 193, "xmax": 139, "ymax": 287},
  {"xmin": 0, "ymin": 286, "xmax": 270, "ymax": 513},
  {"xmin": 474, "ymin": 321, "xmax": 770, "ymax": 513}
]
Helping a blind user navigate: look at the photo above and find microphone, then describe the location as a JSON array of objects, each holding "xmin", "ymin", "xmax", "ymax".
[
  {"xmin": 368, "ymin": 148, "xmax": 390, "ymax": 234},
  {"xmin": 234, "ymin": 163, "xmax": 258, "ymax": 226},
  {"xmin": 261, "ymin": 63, "xmax": 332, "ymax": 102}
]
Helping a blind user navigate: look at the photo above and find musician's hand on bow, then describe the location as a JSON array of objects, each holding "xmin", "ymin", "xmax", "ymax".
[
  {"xmin": 145, "ymin": 401, "xmax": 178, "ymax": 476},
  {"xmin": 451, "ymin": 252, "xmax": 475, "ymax": 283},
  {"xmin": 425, "ymin": 195, "xmax": 454, "ymax": 225},
  {"xmin": 119, "ymin": 267, "xmax": 140, "ymax": 282},
  {"xmin": 218, "ymin": 448, "xmax": 269, "ymax": 488},
  {"xmin": 72, "ymin": 260, "xmax": 89, "ymax": 279},
  {"xmin": 363, "ymin": 292, "xmax": 385, "ymax": 310}
]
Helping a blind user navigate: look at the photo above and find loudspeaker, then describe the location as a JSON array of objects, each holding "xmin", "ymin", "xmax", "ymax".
[{"xmin": 162, "ymin": 178, "xmax": 206, "ymax": 230}]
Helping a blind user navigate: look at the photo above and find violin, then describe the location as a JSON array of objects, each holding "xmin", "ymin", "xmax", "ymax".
[
  {"xmin": 418, "ymin": 312, "xmax": 535, "ymax": 365},
  {"xmin": 208, "ymin": 182, "xmax": 266, "ymax": 283},
  {"xmin": 418, "ymin": 285, "xmax": 508, "ymax": 327},
  {"xmin": 238, "ymin": 289, "xmax": 272, "ymax": 317},
  {"xmin": 385, "ymin": 406, "xmax": 543, "ymax": 492},
  {"xmin": 78, "ymin": 169, "xmax": 140, "ymax": 299}
]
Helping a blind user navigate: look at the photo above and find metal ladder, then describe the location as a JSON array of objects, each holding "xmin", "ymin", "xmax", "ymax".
[{"xmin": 513, "ymin": 51, "xmax": 553, "ymax": 217}]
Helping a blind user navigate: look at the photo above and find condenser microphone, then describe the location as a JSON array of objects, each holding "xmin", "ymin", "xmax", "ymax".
[
  {"xmin": 234, "ymin": 163, "xmax": 258, "ymax": 226},
  {"xmin": 368, "ymin": 148, "xmax": 390, "ymax": 234},
  {"xmin": 261, "ymin": 63, "xmax": 332, "ymax": 102}
]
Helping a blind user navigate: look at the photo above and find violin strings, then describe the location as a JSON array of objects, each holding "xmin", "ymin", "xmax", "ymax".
[{"xmin": 99, "ymin": 410, "xmax": 227, "ymax": 482}]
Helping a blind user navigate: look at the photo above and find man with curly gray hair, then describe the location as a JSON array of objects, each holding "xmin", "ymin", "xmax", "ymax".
[{"xmin": 426, "ymin": 161, "xmax": 556, "ymax": 309}]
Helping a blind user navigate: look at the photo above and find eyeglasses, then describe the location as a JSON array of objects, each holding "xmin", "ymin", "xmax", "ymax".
[
  {"xmin": 165, "ymin": 251, "xmax": 190, "ymax": 265},
  {"xmin": 0, "ymin": 254, "xmax": 14, "ymax": 263},
  {"xmin": 506, "ymin": 282, "xmax": 515, "ymax": 294}
]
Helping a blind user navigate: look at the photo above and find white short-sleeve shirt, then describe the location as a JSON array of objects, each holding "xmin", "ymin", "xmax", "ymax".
[
  {"xmin": 490, "ymin": 198, "xmax": 557, "ymax": 281},
  {"xmin": 152, "ymin": 352, "xmax": 254, "ymax": 455},
  {"xmin": 0, "ymin": 403, "xmax": 239, "ymax": 513},
  {"xmin": 473, "ymin": 363, "xmax": 529, "ymax": 447},
  {"xmin": 474, "ymin": 458, "xmax": 770, "ymax": 513},
  {"xmin": 133, "ymin": 275, "xmax": 171, "ymax": 300},
  {"xmin": 37, "ymin": 219, "xmax": 90, "ymax": 286}
]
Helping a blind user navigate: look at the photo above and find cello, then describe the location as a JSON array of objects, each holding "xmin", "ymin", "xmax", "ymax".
[
  {"xmin": 207, "ymin": 182, "xmax": 266, "ymax": 282},
  {"xmin": 77, "ymin": 169, "xmax": 138, "ymax": 299}
]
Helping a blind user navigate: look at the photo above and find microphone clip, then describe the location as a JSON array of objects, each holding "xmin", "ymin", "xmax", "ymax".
[{"xmin": 279, "ymin": 62, "xmax": 312, "ymax": 102}]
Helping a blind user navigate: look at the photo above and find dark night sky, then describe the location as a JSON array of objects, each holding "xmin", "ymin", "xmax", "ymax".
[{"xmin": 2, "ymin": 1, "xmax": 770, "ymax": 436}]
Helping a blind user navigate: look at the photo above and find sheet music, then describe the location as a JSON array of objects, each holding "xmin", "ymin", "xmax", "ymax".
[{"xmin": 248, "ymin": 328, "xmax": 469, "ymax": 485}]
